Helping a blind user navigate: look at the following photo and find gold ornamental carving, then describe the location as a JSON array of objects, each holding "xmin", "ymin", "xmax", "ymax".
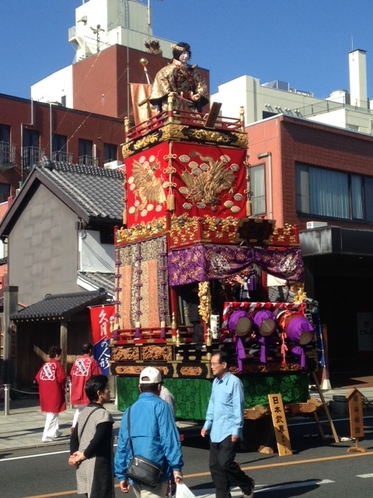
[
  {"xmin": 179, "ymin": 366, "xmax": 203, "ymax": 377},
  {"xmin": 111, "ymin": 347, "xmax": 140, "ymax": 362},
  {"xmin": 115, "ymin": 365, "xmax": 144, "ymax": 376},
  {"xmin": 161, "ymin": 124, "xmax": 189, "ymax": 141},
  {"xmin": 122, "ymin": 125, "xmax": 248, "ymax": 160},
  {"xmin": 198, "ymin": 281, "xmax": 212, "ymax": 324},
  {"xmin": 116, "ymin": 217, "xmax": 167, "ymax": 243},
  {"xmin": 142, "ymin": 345, "xmax": 172, "ymax": 361}
]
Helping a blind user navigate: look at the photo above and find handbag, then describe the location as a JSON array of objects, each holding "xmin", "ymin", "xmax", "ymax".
[{"xmin": 126, "ymin": 406, "xmax": 164, "ymax": 487}]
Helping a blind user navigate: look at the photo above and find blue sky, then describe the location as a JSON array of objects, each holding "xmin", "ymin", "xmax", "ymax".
[{"xmin": 2, "ymin": 0, "xmax": 373, "ymax": 100}]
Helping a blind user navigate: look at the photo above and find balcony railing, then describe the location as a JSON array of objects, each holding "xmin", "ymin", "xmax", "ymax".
[
  {"xmin": 52, "ymin": 151, "xmax": 73, "ymax": 163},
  {"xmin": 23, "ymin": 146, "xmax": 45, "ymax": 170},
  {"xmin": 0, "ymin": 141, "xmax": 16, "ymax": 167},
  {"xmin": 79, "ymin": 155, "xmax": 99, "ymax": 167}
]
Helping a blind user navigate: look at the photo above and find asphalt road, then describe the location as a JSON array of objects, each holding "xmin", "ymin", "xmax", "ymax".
[{"xmin": 1, "ymin": 417, "xmax": 373, "ymax": 498}]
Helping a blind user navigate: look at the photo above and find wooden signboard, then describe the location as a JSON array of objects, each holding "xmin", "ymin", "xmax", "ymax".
[
  {"xmin": 346, "ymin": 388, "xmax": 366, "ymax": 453},
  {"xmin": 268, "ymin": 393, "xmax": 292, "ymax": 456}
]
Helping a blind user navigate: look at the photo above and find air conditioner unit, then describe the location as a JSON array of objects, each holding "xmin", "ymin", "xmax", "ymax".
[
  {"xmin": 104, "ymin": 160, "xmax": 123, "ymax": 170},
  {"xmin": 306, "ymin": 221, "xmax": 328, "ymax": 229}
]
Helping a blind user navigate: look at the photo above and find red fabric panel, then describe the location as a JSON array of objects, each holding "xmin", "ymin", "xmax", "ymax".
[
  {"xmin": 125, "ymin": 142, "xmax": 247, "ymax": 227},
  {"xmin": 90, "ymin": 305, "xmax": 115, "ymax": 343},
  {"xmin": 120, "ymin": 265, "xmax": 133, "ymax": 329},
  {"xmin": 140, "ymin": 259, "xmax": 160, "ymax": 328},
  {"xmin": 172, "ymin": 142, "xmax": 247, "ymax": 219}
]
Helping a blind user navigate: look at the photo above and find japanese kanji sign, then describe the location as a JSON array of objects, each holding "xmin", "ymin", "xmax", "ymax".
[
  {"xmin": 268, "ymin": 393, "xmax": 292, "ymax": 456},
  {"xmin": 89, "ymin": 304, "xmax": 115, "ymax": 376}
]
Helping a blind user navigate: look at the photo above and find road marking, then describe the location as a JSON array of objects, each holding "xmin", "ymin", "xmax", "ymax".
[
  {"xmin": 0, "ymin": 449, "xmax": 69, "ymax": 462},
  {"xmin": 170, "ymin": 480, "xmax": 335, "ymax": 498},
  {"xmin": 356, "ymin": 473, "xmax": 373, "ymax": 478},
  {"xmin": 24, "ymin": 482, "xmax": 334, "ymax": 498},
  {"xmin": 12, "ymin": 450, "xmax": 373, "ymax": 497}
]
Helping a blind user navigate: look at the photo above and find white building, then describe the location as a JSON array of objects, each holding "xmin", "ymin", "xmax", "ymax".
[
  {"xmin": 31, "ymin": 0, "xmax": 174, "ymax": 108},
  {"xmin": 212, "ymin": 49, "xmax": 373, "ymax": 135}
]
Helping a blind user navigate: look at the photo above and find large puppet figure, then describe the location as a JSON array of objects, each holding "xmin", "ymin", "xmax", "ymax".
[{"xmin": 149, "ymin": 42, "xmax": 209, "ymax": 112}]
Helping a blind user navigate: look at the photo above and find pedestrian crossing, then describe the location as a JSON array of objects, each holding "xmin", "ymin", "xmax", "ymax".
[{"xmin": 191, "ymin": 480, "xmax": 335, "ymax": 497}]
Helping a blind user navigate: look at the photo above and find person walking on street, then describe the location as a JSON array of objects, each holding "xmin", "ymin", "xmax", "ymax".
[
  {"xmin": 69, "ymin": 374, "xmax": 115, "ymax": 498},
  {"xmin": 70, "ymin": 342, "xmax": 102, "ymax": 431},
  {"xmin": 201, "ymin": 351, "xmax": 255, "ymax": 498},
  {"xmin": 158, "ymin": 369, "xmax": 176, "ymax": 417},
  {"xmin": 114, "ymin": 366, "xmax": 184, "ymax": 497},
  {"xmin": 35, "ymin": 345, "xmax": 66, "ymax": 443}
]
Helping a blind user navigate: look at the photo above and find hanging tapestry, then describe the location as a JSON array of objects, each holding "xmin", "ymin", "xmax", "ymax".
[
  {"xmin": 168, "ymin": 244, "xmax": 303, "ymax": 286},
  {"xmin": 118, "ymin": 236, "xmax": 170, "ymax": 329}
]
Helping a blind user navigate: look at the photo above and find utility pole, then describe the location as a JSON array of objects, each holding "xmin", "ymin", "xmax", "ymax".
[{"xmin": 90, "ymin": 24, "xmax": 105, "ymax": 53}]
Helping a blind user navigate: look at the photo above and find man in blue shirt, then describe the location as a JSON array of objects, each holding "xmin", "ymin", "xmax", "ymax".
[
  {"xmin": 201, "ymin": 351, "xmax": 255, "ymax": 498},
  {"xmin": 114, "ymin": 366, "xmax": 183, "ymax": 497}
]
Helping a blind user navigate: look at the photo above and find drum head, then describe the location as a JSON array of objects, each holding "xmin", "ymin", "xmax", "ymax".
[
  {"xmin": 235, "ymin": 316, "xmax": 254, "ymax": 337},
  {"xmin": 299, "ymin": 330, "xmax": 314, "ymax": 345},
  {"xmin": 259, "ymin": 318, "xmax": 276, "ymax": 337},
  {"xmin": 287, "ymin": 315, "xmax": 314, "ymax": 345}
]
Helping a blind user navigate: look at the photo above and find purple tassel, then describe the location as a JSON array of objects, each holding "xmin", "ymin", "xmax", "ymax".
[
  {"xmin": 291, "ymin": 346, "xmax": 306, "ymax": 368},
  {"xmin": 235, "ymin": 337, "xmax": 246, "ymax": 372}
]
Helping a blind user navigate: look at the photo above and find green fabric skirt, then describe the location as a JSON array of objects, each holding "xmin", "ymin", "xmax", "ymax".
[{"xmin": 116, "ymin": 371, "xmax": 309, "ymax": 421}]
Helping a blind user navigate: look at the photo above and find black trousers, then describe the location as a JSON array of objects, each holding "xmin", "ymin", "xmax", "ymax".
[{"xmin": 209, "ymin": 436, "xmax": 253, "ymax": 498}]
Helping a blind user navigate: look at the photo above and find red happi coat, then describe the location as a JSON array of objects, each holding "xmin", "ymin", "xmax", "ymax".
[
  {"xmin": 35, "ymin": 359, "xmax": 67, "ymax": 413},
  {"xmin": 70, "ymin": 354, "xmax": 102, "ymax": 406}
]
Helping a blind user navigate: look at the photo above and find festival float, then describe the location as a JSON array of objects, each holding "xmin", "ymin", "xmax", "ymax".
[{"xmin": 109, "ymin": 88, "xmax": 321, "ymax": 427}]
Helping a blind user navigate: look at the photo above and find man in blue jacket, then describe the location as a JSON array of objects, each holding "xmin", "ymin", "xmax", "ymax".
[
  {"xmin": 201, "ymin": 351, "xmax": 255, "ymax": 498},
  {"xmin": 114, "ymin": 366, "xmax": 183, "ymax": 497}
]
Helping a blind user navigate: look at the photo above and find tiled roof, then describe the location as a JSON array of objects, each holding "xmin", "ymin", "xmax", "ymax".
[
  {"xmin": 0, "ymin": 160, "xmax": 124, "ymax": 236},
  {"xmin": 11, "ymin": 288, "xmax": 108, "ymax": 322},
  {"xmin": 38, "ymin": 160, "xmax": 124, "ymax": 223},
  {"xmin": 78, "ymin": 272, "xmax": 115, "ymax": 297}
]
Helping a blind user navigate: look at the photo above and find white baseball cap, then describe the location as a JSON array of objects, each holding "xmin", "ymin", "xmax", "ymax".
[{"xmin": 139, "ymin": 366, "xmax": 162, "ymax": 384}]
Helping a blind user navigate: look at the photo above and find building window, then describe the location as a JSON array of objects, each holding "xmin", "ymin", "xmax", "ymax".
[
  {"xmin": 0, "ymin": 125, "xmax": 10, "ymax": 143},
  {"xmin": 250, "ymin": 164, "xmax": 266, "ymax": 215},
  {"xmin": 0, "ymin": 183, "xmax": 10, "ymax": 203},
  {"xmin": 104, "ymin": 143, "xmax": 118, "ymax": 164},
  {"xmin": 351, "ymin": 175, "xmax": 363, "ymax": 220},
  {"xmin": 23, "ymin": 129, "xmax": 42, "ymax": 169},
  {"xmin": 296, "ymin": 162, "xmax": 373, "ymax": 222},
  {"xmin": 364, "ymin": 177, "xmax": 373, "ymax": 222},
  {"xmin": 262, "ymin": 111, "xmax": 277, "ymax": 119},
  {"xmin": 52, "ymin": 135, "xmax": 71, "ymax": 163},
  {"xmin": 78, "ymin": 139, "xmax": 94, "ymax": 166},
  {"xmin": 0, "ymin": 125, "xmax": 13, "ymax": 164}
]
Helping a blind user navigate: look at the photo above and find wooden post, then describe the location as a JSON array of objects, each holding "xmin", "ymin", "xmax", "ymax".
[
  {"xmin": 346, "ymin": 388, "xmax": 366, "ymax": 453},
  {"xmin": 312, "ymin": 371, "xmax": 339, "ymax": 443},
  {"xmin": 60, "ymin": 321, "xmax": 68, "ymax": 373},
  {"xmin": 320, "ymin": 323, "xmax": 331, "ymax": 390},
  {"xmin": 268, "ymin": 393, "xmax": 292, "ymax": 456}
]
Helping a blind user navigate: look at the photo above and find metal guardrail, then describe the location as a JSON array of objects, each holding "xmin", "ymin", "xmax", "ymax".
[{"xmin": 0, "ymin": 383, "xmax": 38, "ymax": 416}]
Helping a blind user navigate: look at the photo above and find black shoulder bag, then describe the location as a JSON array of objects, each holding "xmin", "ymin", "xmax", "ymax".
[{"xmin": 126, "ymin": 406, "xmax": 164, "ymax": 487}]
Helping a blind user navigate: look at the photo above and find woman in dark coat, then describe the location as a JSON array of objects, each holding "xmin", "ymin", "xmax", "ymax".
[{"xmin": 69, "ymin": 375, "xmax": 114, "ymax": 498}]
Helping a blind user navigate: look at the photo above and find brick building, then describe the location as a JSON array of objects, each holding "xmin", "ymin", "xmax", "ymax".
[
  {"xmin": 248, "ymin": 114, "xmax": 373, "ymax": 375},
  {"xmin": 0, "ymin": 94, "xmax": 124, "ymax": 199}
]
